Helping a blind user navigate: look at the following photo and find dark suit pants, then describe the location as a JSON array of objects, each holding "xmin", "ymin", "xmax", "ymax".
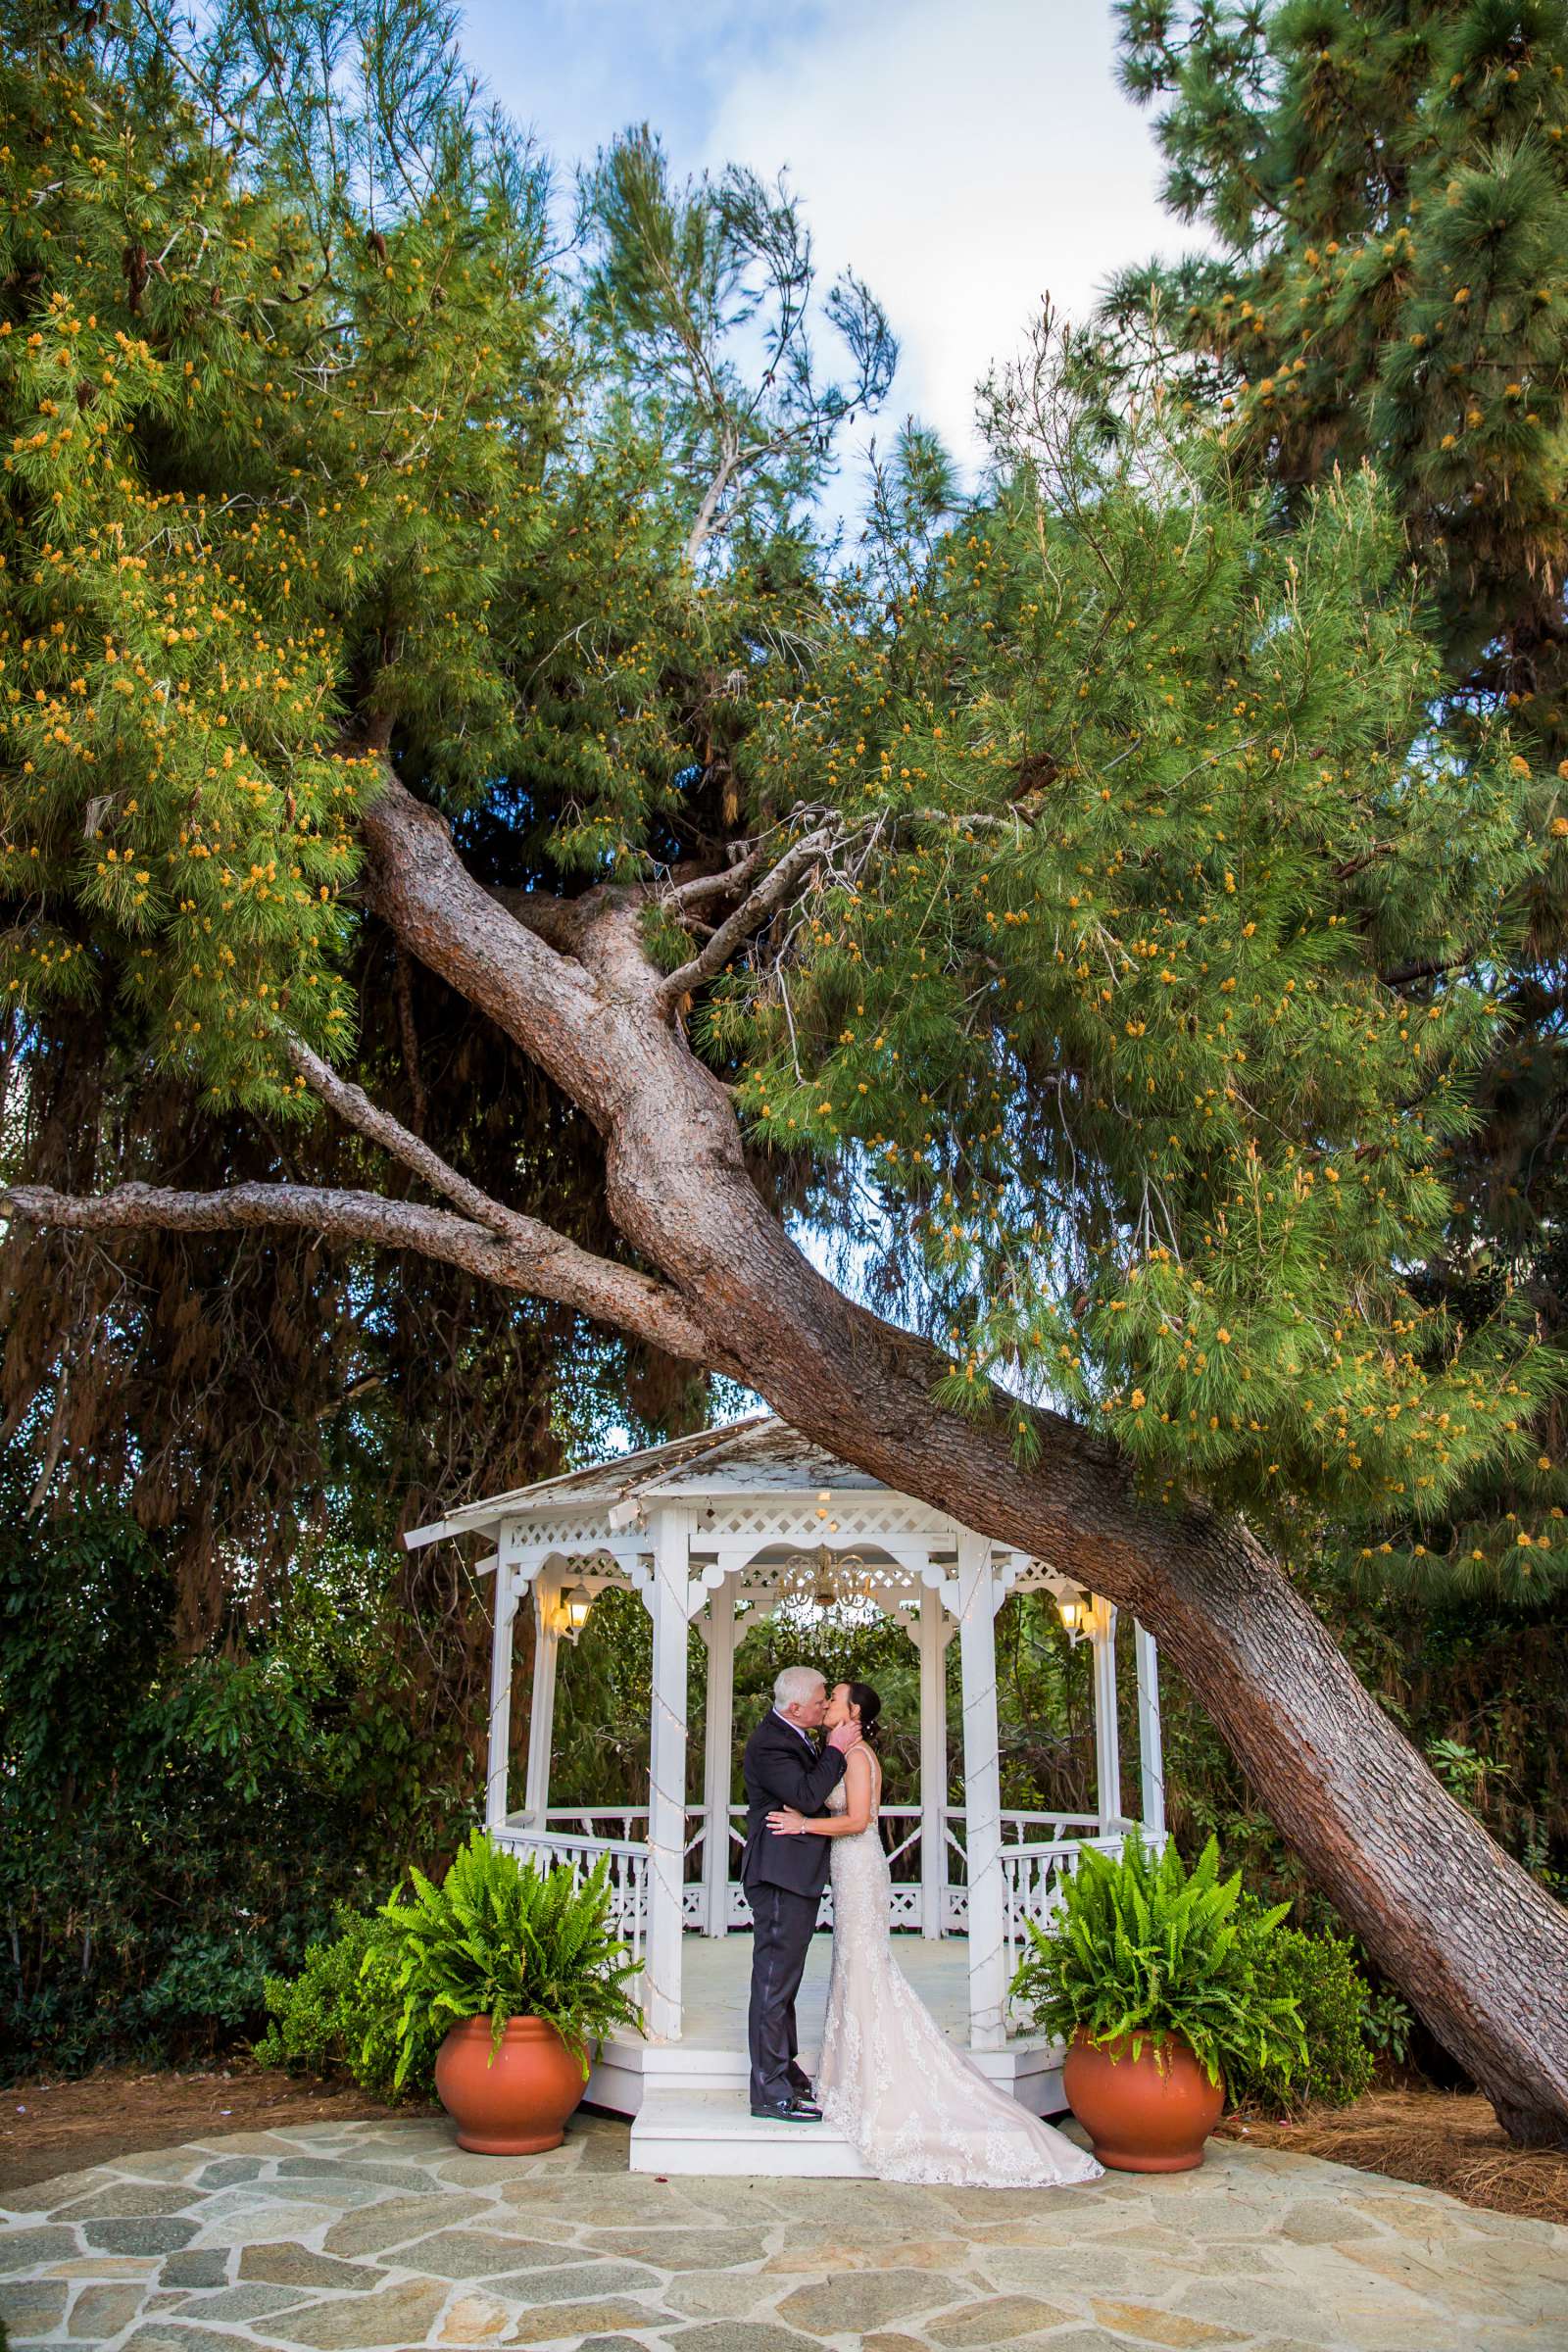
[{"xmin": 745, "ymin": 1880, "xmax": 819, "ymax": 2109}]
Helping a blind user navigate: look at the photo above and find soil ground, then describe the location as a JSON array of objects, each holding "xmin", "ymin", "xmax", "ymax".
[
  {"xmin": 4, "ymin": 2061, "xmax": 1565, "ymax": 2226},
  {"xmin": 0, "ymin": 2060, "xmax": 427, "ymax": 2197}
]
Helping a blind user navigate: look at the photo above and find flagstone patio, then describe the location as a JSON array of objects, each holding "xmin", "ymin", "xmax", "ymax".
[{"xmin": 3, "ymin": 2111, "xmax": 1566, "ymax": 2352}]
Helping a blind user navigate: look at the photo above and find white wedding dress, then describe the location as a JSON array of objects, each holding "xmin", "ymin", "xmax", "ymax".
[{"xmin": 815, "ymin": 1760, "xmax": 1103, "ymax": 2188}]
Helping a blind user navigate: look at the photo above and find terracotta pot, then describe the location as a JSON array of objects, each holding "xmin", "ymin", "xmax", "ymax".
[
  {"xmin": 433, "ymin": 2015, "xmax": 586, "ymax": 2155},
  {"xmin": 1061, "ymin": 2027, "xmax": 1224, "ymax": 2173}
]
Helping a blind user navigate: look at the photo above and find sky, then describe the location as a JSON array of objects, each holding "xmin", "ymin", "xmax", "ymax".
[{"xmin": 457, "ymin": 0, "xmax": 1195, "ymax": 477}]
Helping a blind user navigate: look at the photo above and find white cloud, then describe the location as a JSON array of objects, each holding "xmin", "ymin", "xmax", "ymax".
[{"xmin": 703, "ymin": 0, "xmax": 1188, "ymax": 470}]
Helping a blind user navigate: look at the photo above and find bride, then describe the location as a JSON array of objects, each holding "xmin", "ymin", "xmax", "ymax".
[{"xmin": 766, "ymin": 1679, "xmax": 1103, "ymax": 2189}]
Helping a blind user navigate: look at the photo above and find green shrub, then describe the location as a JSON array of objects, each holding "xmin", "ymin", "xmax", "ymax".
[
  {"xmin": 1228, "ymin": 1924, "xmax": 1376, "ymax": 2115},
  {"xmin": 1364, "ymin": 1985, "xmax": 1415, "ymax": 2067},
  {"xmin": 256, "ymin": 1909, "xmax": 439, "ymax": 2102},
  {"xmin": 0, "ymin": 1468, "xmax": 475, "ymax": 2082},
  {"xmin": 1009, "ymin": 1834, "xmax": 1306, "ymax": 2094},
  {"xmin": 379, "ymin": 1831, "xmax": 643, "ymax": 2087},
  {"xmin": 135, "ymin": 1934, "xmax": 273, "ymax": 2035}
]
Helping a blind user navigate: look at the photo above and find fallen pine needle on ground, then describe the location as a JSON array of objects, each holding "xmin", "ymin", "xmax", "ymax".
[{"xmin": 1216, "ymin": 2087, "xmax": 1568, "ymax": 2228}]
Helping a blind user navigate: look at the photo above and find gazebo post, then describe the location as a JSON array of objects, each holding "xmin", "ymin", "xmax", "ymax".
[
  {"xmin": 522, "ymin": 1570, "xmax": 560, "ymax": 1825},
  {"xmin": 956, "ymin": 1531, "xmax": 1008, "ymax": 2051},
  {"xmin": 915, "ymin": 1584, "xmax": 950, "ymax": 1939},
  {"xmin": 699, "ymin": 1573, "xmax": 737, "ymax": 1937},
  {"xmin": 1091, "ymin": 1597, "xmax": 1123, "ymax": 1831},
  {"xmin": 1134, "ymin": 1619, "xmax": 1166, "ymax": 1842},
  {"xmin": 484, "ymin": 1569, "xmax": 517, "ymax": 1828},
  {"xmin": 645, "ymin": 1505, "xmax": 691, "ymax": 2039}
]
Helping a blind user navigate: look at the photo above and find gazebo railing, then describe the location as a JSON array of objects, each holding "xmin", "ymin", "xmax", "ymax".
[
  {"xmin": 526, "ymin": 1807, "xmax": 652, "ymax": 1842},
  {"xmin": 1000, "ymin": 1823, "xmax": 1164, "ymax": 1999},
  {"xmin": 503, "ymin": 1802, "xmax": 1123, "ymax": 1939},
  {"xmin": 523, "ymin": 1803, "xmax": 1102, "ymax": 1863},
  {"xmin": 488, "ymin": 1814, "xmax": 1158, "ymax": 2032},
  {"xmin": 490, "ymin": 1824, "xmax": 650, "ymax": 2001}
]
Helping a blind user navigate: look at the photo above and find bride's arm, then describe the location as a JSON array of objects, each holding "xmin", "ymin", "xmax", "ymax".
[{"xmin": 767, "ymin": 1745, "xmax": 875, "ymax": 1838}]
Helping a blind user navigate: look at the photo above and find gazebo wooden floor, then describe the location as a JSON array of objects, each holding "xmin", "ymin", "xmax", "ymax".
[{"xmin": 587, "ymin": 1933, "xmax": 1068, "ymax": 2179}]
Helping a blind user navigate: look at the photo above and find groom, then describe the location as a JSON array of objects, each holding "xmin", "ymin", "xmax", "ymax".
[{"xmin": 740, "ymin": 1664, "xmax": 859, "ymax": 2122}]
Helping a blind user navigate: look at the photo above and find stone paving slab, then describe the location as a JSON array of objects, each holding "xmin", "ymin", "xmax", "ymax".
[{"xmin": 2, "ymin": 2110, "xmax": 1565, "ymax": 2351}]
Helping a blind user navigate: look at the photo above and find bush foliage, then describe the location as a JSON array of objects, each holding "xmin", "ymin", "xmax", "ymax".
[
  {"xmin": 0, "ymin": 1468, "xmax": 471, "ymax": 2080},
  {"xmin": 1230, "ymin": 1924, "xmax": 1377, "ymax": 2117},
  {"xmin": 255, "ymin": 1909, "xmax": 440, "ymax": 2103}
]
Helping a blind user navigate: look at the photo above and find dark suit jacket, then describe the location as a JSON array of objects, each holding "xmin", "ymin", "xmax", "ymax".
[{"xmin": 739, "ymin": 1709, "xmax": 848, "ymax": 1899}]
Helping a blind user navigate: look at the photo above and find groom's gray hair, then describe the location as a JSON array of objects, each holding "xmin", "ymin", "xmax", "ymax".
[{"xmin": 773, "ymin": 1664, "xmax": 826, "ymax": 1710}]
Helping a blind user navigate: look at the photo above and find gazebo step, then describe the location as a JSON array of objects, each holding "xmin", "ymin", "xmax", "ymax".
[
  {"xmin": 586, "ymin": 2035, "xmax": 751, "ymax": 2110},
  {"xmin": 629, "ymin": 2086, "xmax": 874, "ymax": 2178}
]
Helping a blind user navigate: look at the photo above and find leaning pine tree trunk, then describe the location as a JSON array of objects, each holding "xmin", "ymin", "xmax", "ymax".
[
  {"xmin": 689, "ymin": 1227, "xmax": 1568, "ymax": 2149},
  {"xmin": 1119, "ymin": 1516, "xmax": 1565, "ymax": 2147},
  {"xmin": 367, "ymin": 780, "xmax": 1568, "ymax": 2148}
]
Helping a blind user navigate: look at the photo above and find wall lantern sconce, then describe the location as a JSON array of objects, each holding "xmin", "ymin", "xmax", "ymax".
[
  {"xmin": 1057, "ymin": 1593, "xmax": 1089, "ymax": 1646},
  {"xmin": 564, "ymin": 1584, "xmax": 593, "ymax": 1642}
]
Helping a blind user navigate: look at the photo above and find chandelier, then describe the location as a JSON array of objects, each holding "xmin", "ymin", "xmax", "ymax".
[{"xmin": 773, "ymin": 1544, "xmax": 878, "ymax": 1614}]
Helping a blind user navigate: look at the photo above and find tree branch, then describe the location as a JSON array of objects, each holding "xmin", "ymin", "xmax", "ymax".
[
  {"xmin": 662, "ymin": 841, "xmax": 770, "ymax": 908},
  {"xmin": 360, "ymin": 773, "xmax": 614, "ymax": 1117},
  {"xmin": 481, "ymin": 883, "xmax": 593, "ymax": 954},
  {"xmin": 1380, "ymin": 954, "xmax": 1475, "ymax": 993},
  {"xmin": 684, "ymin": 425, "xmax": 744, "ymax": 565},
  {"xmin": 282, "ymin": 1031, "xmax": 538, "ymax": 1241},
  {"xmin": 1, "ymin": 1180, "xmax": 725, "ymax": 1368},
  {"xmin": 656, "ymin": 821, "xmax": 838, "ymax": 1010}
]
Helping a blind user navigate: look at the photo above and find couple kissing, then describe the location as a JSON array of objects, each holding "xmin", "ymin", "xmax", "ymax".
[{"xmin": 738, "ymin": 1663, "xmax": 1102, "ymax": 2188}]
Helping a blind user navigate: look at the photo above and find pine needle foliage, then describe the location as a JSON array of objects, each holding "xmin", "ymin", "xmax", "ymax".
[
  {"xmin": 1110, "ymin": 0, "xmax": 1568, "ymax": 711},
  {"xmin": 376, "ymin": 1829, "xmax": 642, "ymax": 2085},
  {"xmin": 1105, "ymin": 0, "xmax": 1568, "ymax": 1596},
  {"xmin": 1010, "ymin": 1832, "xmax": 1308, "ymax": 2091},
  {"xmin": 0, "ymin": 1, "xmax": 863, "ymax": 1097},
  {"xmin": 4, "ymin": 0, "xmax": 1565, "ymax": 1615},
  {"xmin": 0, "ymin": 0, "xmax": 856, "ymax": 1599},
  {"xmin": 0, "ymin": 0, "xmax": 556, "ymax": 1109},
  {"xmin": 727, "ymin": 341, "xmax": 1565, "ymax": 1563}
]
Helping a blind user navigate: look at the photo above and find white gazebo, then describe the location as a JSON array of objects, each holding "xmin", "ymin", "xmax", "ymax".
[{"xmin": 405, "ymin": 1415, "xmax": 1166, "ymax": 2176}]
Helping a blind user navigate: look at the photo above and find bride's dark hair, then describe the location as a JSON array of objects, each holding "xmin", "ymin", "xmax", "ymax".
[{"xmin": 845, "ymin": 1681, "xmax": 883, "ymax": 1744}]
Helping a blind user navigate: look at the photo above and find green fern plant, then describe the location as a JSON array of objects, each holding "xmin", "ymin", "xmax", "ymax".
[
  {"xmin": 1009, "ymin": 1835, "xmax": 1306, "ymax": 2093},
  {"xmin": 375, "ymin": 1830, "xmax": 643, "ymax": 2087}
]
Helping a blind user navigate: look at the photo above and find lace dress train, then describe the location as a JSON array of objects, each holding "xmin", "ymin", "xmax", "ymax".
[{"xmin": 815, "ymin": 1773, "xmax": 1103, "ymax": 2189}]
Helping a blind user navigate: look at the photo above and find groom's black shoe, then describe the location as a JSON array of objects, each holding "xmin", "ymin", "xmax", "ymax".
[{"xmin": 751, "ymin": 2094, "xmax": 823, "ymax": 2123}]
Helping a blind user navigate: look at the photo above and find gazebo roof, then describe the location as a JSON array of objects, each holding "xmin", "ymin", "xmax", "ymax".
[
  {"xmin": 404, "ymin": 1413, "xmax": 893, "ymax": 1552},
  {"xmin": 404, "ymin": 1415, "xmax": 1088, "ymax": 1624}
]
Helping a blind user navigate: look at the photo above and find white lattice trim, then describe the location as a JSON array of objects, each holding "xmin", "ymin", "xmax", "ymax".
[
  {"xmin": 991, "ymin": 1551, "xmax": 1087, "ymax": 1612},
  {"xmin": 499, "ymin": 1511, "xmax": 653, "ymax": 1590}
]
